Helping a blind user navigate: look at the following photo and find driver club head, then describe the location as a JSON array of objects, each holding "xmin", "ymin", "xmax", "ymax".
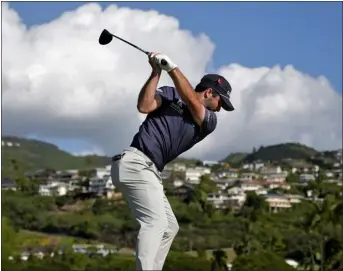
[{"xmin": 99, "ymin": 29, "xmax": 113, "ymax": 45}]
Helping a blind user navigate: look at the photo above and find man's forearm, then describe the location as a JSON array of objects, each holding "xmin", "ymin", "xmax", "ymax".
[
  {"xmin": 168, "ymin": 68, "xmax": 205, "ymax": 126},
  {"xmin": 137, "ymin": 71, "xmax": 161, "ymax": 112},
  {"xmin": 168, "ymin": 68, "xmax": 198, "ymax": 105}
]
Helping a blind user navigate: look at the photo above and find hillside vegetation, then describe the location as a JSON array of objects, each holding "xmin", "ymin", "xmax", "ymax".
[
  {"xmin": 223, "ymin": 142, "xmax": 320, "ymax": 165},
  {"xmin": 1, "ymin": 136, "xmax": 111, "ymax": 178},
  {"xmin": 2, "ymin": 136, "xmax": 338, "ymax": 178}
]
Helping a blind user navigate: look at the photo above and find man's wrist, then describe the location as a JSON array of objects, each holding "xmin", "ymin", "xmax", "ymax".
[
  {"xmin": 167, "ymin": 67, "xmax": 179, "ymax": 76},
  {"xmin": 151, "ymin": 70, "xmax": 161, "ymax": 78}
]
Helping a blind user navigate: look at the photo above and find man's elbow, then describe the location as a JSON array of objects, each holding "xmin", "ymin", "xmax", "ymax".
[
  {"xmin": 137, "ymin": 97, "xmax": 160, "ymax": 114},
  {"xmin": 137, "ymin": 104, "xmax": 150, "ymax": 114}
]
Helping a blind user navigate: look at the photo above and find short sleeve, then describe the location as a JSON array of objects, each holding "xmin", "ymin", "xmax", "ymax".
[
  {"xmin": 156, "ymin": 86, "xmax": 176, "ymax": 101},
  {"xmin": 201, "ymin": 109, "xmax": 217, "ymax": 135}
]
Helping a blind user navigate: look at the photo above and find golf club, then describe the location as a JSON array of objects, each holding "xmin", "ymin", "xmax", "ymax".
[{"xmin": 99, "ymin": 29, "xmax": 167, "ymax": 66}]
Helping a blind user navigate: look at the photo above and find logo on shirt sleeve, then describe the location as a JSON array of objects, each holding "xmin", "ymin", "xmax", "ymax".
[{"xmin": 170, "ymin": 99, "xmax": 184, "ymax": 115}]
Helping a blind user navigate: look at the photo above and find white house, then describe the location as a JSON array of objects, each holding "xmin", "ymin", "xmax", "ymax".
[
  {"xmin": 242, "ymin": 161, "xmax": 264, "ymax": 171},
  {"xmin": 66, "ymin": 169, "xmax": 79, "ymax": 175},
  {"xmin": 227, "ymin": 186, "xmax": 244, "ymax": 195},
  {"xmin": 227, "ymin": 194, "xmax": 246, "ymax": 209},
  {"xmin": 208, "ymin": 192, "xmax": 246, "ymax": 209},
  {"xmin": 185, "ymin": 167, "xmax": 211, "ymax": 184},
  {"xmin": 240, "ymin": 172, "xmax": 259, "ymax": 181},
  {"xmin": 238, "ymin": 181, "xmax": 263, "ymax": 192},
  {"xmin": 266, "ymin": 182, "xmax": 291, "ymax": 190},
  {"xmin": 299, "ymin": 173, "xmax": 315, "ymax": 183},
  {"xmin": 88, "ymin": 177, "xmax": 115, "ymax": 194},
  {"xmin": 95, "ymin": 168, "xmax": 110, "ymax": 179},
  {"xmin": 325, "ymin": 171, "xmax": 334, "ymax": 178},
  {"xmin": 260, "ymin": 166, "xmax": 282, "ymax": 175},
  {"xmin": 38, "ymin": 182, "xmax": 71, "ymax": 196},
  {"xmin": 172, "ymin": 163, "xmax": 187, "ymax": 172},
  {"xmin": 264, "ymin": 194, "xmax": 291, "ymax": 212},
  {"xmin": 265, "ymin": 172, "xmax": 287, "ymax": 183},
  {"xmin": 292, "ymin": 165, "xmax": 319, "ymax": 174},
  {"xmin": 207, "ymin": 192, "xmax": 230, "ymax": 208},
  {"xmin": 203, "ymin": 160, "xmax": 219, "ymax": 167},
  {"xmin": 217, "ymin": 169, "xmax": 239, "ymax": 179}
]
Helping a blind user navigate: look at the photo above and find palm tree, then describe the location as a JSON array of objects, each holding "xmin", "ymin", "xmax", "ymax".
[
  {"xmin": 300, "ymin": 195, "xmax": 341, "ymax": 271},
  {"xmin": 211, "ymin": 249, "xmax": 229, "ymax": 271}
]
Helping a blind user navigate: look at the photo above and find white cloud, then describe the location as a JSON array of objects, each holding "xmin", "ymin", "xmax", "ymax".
[
  {"xmin": 188, "ymin": 64, "xmax": 342, "ymax": 159},
  {"xmin": 2, "ymin": 3, "xmax": 342, "ymax": 161},
  {"xmin": 73, "ymin": 147, "xmax": 105, "ymax": 157}
]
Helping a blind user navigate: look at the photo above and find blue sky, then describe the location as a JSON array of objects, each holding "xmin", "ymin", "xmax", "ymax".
[{"xmin": 6, "ymin": 1, "xmax": 343, "ymax": 155}]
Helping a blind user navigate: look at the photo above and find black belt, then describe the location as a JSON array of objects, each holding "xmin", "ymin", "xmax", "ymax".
[{"xmin": 111, "ymin": 154, "xmax": 123, "ymax": 161}]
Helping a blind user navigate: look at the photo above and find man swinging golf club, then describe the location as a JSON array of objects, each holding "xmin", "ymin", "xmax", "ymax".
[{"xmin": 111, "ymin": 52, "xmax": 234, "ymax": 270}]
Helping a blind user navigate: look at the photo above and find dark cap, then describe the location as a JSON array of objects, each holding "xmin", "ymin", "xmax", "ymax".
[{"xmin": 198, "ymin": 74, "xmax": 234, "ymax": 111}]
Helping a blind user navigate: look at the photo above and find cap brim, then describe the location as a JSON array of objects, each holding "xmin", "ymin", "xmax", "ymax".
[{"xmin": 219, "ymin": 94, "xmax": 234, "ymax": 111}]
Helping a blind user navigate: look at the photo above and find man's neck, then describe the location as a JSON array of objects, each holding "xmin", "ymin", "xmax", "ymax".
[{"xmin": 195, "ymin": 92, "xmax": 205, "ymax": 105}]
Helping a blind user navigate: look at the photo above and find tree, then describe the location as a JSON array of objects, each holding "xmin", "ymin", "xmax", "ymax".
[
  {"xmin": 232, "ymin": 250, "xmax": 296, "ymax": 271},
  {"xmin": 191, "ymin": 175, "xmax": 218, "ymax": 214},
  {"xmin": 2, "ymin": 217, "xmax": 19, "ymax": 261},
  {"xmin": 286, "ymin": 172, "xmax": 300, "ymax": 183},
  {"xmin": 242, "ymin": 192, "xmax": 268, "ymax": 217},
  {"xmin": 211, "ymin": 249, "xmax": 229, "ymax": 271},
  {"xmin": 316, "ymin": 170, "xmax": 327, "ymax": 183},
  {"xmin": 15, "ymin": 177, "xmax": 40, "ymax": 195},
  {"xmin": 198, "ymin": 175, "xmax": 218, "ymax": 194}
]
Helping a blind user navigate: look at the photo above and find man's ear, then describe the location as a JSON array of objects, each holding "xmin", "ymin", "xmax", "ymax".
[{"xmin": 204, "ymin": 88, "xmax": 213, "ymax": 98}]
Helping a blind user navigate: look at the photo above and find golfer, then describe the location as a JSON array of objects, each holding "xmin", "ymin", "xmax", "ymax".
[{"xmin": 111, "ymin": 53, "xmax": 234, "ymax": 270}]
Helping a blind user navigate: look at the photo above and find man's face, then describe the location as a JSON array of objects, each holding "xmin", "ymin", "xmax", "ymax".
[{"xmin": 204, "ymin": 88, "xmax": 222, "ymax": 112}]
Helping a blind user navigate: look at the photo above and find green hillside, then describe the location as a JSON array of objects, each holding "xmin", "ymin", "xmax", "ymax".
[
  {"xmin": 244, "ymin": 143, "xmax": 319, "ymax": 162},
  {"xmin": 1, "ymin": 136, "xmax": 111, "ymax": 178},
  {"xmin": 222, "ymin": 142, "xmax": 320, "ymax": 165},
  {"xmin": 222, "ymin": 152, "xmax": 248, "ymax": 166}
]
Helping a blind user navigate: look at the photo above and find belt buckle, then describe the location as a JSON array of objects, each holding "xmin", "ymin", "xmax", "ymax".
[{"xmin": 112, "ymin": 154, "xmax": 122, "ymax": 162}]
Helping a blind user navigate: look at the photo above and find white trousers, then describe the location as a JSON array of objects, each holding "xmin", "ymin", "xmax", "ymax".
[{"xmin": 111, "ymin": 147, "xmax": 179, "ymax": 270}]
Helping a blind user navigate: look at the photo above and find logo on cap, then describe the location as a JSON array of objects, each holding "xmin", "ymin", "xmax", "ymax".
[{"xmin": 217, "ymin": 78, "xmax": 222, "ymax": 84}]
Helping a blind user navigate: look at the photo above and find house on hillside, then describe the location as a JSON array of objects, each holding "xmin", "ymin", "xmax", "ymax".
[
  {"xmin": 185, "ymin": 167, "xmax": 211, "ymax": 184},
  {"xmin": 172, "ymin": 163, "xmax": 187, "ymax": 172},
  {"xmin": 216, "ymin": 169, "xmax": 239, "ymax": 179},
  {"xmin": 213, "ymin": 178, "xmax": 236, "ymax": 189},
  {"xmin": 94, "ymin": 167, "xmax": 110, "ymax": 179},
  {"xmin": 55, "ymin": 171, "xmax": 79, "ymax": 182},
  {"xmin": 240, "ymin": 172, "xmax": 259, "ymax": 181},
  {"xmin": 242, "ymin": 161, "xmax": 265, "ymax": 171},
  {"xmin": 299, "ymin": 173, "xmax": 316, "ymax": 184},
  {"xmin": 207, "ymin": 190, "xmax": 246, "ymax": 210},
  {"xmin": 166, "ymin": 184, "xmax": 195, "ymax": 202},
  {"xmin": 88, "ymin": 176, "xmax": 116, "ymax": 198},
  {"xmin": 264, "ymin": 194, "xmax": 292, "ymax": 212},
  {"xmin": 65, "ymin": 169, "xmax": 79, "ymax": 175},
  {"xmin": 161, "ymin": 169, "xmax": 172, "ymax": 181},
  {"xmin": 260, "ymin": 166, "xmax": 282, "ymax": 175},
  {"xmin": 38, "ymin": 182, "xmax": 72, "ymax": 196},
  {"xmin": 265, "ymin": 181, "xmax": 291, "ymax": 191},
  {"xmin": 291, "ymin": 165, "xmax": 319, "ymax": 174},
  {"xmin": 207, "ymin": 192, "xmax": 230, "ymax": 209},
  {"xmin": 286, "ymin": 194, "xmax": 304, "ymax": 204},
  {"xmin": 236, "ymin": 180, "xmax": 263, "ymax": 192},
  {"xmin": 202, "ymin": 160, "xmax": 219, "ymax": 167},
  {"xmin": 264, "ymin": 172, "xmax": 288, "ymax": 183},
  {"xmin": 1, "ymin": 178, "xmax": 17, "ymax": 191}
]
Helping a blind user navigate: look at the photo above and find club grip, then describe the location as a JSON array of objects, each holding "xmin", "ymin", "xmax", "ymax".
[{"xmin": 147, "ymin": 52, "xmax": 168, "ymax": 66}]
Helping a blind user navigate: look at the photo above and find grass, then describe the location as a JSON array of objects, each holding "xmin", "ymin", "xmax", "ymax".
[
  {"xmin": 184, "ymin": 247, "xmax": 237, "ymax": 263},
  {"xmin": 16, "ymin": 230, "xmax": 117, "ymax": 249}
]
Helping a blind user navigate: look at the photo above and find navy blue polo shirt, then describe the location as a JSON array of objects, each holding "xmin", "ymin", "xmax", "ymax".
[{"xmin": 130, "ymin": 86, "xmax": 217, "ymax": 172}]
